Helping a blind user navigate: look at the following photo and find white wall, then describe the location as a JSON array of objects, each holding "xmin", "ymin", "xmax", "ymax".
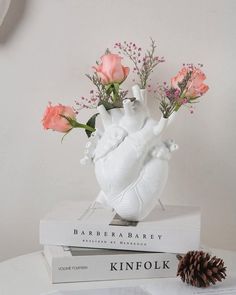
[{"xmin": 0, "ymin": 0, "xmax": 235, "ymax": 262}]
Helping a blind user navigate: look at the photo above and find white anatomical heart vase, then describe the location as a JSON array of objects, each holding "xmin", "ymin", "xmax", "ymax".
[
  {"xmin": 81, "ymin": 85, "xmax": 178, "ymax": 221},
  {"xmin": 42, "ymin": 44, "xmax": 209, "ymax": 222}
]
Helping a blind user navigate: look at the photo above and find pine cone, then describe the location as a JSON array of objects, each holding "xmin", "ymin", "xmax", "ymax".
[{"xmin": 177, "ymin": 251, "xmax": 227, "ymax": 288}]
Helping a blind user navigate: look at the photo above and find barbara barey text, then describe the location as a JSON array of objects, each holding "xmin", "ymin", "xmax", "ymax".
[{"xmin": 40, "ymin": 201, "xmax": 200, "ymax": 253}]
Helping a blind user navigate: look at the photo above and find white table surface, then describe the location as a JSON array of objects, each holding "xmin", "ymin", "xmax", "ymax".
[{"xmin": 0, "ymin": 249, "xmax": 235, "ymax": 295}]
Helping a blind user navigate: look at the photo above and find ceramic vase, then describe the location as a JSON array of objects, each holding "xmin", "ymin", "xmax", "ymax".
[{"xmin": 81, "ymin": 85, "xmax": 178, "ymax": 221}]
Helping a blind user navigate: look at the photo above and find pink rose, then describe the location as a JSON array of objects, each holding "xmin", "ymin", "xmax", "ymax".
[
  {"xmin": 42, "ymin": 103, "xmax": 76, "ymax": 132},
  {"xmin": 171, "ymin": 67, "xmax": 188, "ymax": 89},
  {"xmin": 171, "ymin": 67, "xmax": 209, "ymax": 99},
  {"xmin": 93, "ymin": 53, "xmax": 129, "ymax": 85}
]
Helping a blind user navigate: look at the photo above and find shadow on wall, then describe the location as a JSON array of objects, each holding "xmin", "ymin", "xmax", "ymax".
[{"xmin": 0, "ymin": 0, "xmax": 27, "ymax": 43}]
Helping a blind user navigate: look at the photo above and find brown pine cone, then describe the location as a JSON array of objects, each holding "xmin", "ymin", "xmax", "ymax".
[{"xmin": 177, "ymin": 251, "xmax": 227, "ymax": 288}]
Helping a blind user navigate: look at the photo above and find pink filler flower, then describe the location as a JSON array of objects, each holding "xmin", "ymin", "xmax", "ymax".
[
  {"xmin": 93, "ymin": 53, "xmax": 129, "ymax": 85},
  {"xmin": 42, "ymin": 103, "xmax": 76, "ymax": 132}
]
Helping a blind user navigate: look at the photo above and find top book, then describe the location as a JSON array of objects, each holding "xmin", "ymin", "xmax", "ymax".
[{"xmin": 40, "ymin": 201, "xmax": 201, "ymax": 253}]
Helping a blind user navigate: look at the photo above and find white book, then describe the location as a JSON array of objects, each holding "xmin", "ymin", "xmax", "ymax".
[
  {"xmin": 40, "ymin": 201, "xmax": 201, "ymax": 253},
  {"xmin": 43, "ymin": 287, "xmax": 150, "ymax": 295},
  {"xmin": 44, "ymin": 245, "xmax": 179, "ymax": 283}
]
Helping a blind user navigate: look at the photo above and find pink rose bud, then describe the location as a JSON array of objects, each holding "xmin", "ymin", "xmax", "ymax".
[
  {"xmin": 171, "ymin": 67, "xmax": 186, "ymax": 90},
  {"xmin": 171, "ymin": 67, "xmax": 209, "ymax": 99},
  {"xmin": 93, "ymin": 53, "xmax": 129, "ymax": 85},
  {"xmin": 42, "ymin": 103, "xmax": 76, "ymax": 133}
]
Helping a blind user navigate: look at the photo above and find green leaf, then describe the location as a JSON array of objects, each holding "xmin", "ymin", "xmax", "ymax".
[
  {"xmin": 85, "ymin": 113, "xmax": 99, "ymax": 138},
  {"xmin": 189, "ymin": 96, "xmax": 200, "ymax": 102},
  {"xmin": 105, "ymin": 48, "xmax": 111, "ymax": 55},
  {"xmin": 98, "ymin": 100, "xmax": 120, "ymax": 111}
]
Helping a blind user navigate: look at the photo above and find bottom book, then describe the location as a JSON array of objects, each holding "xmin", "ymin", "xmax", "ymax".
[
  {"xmin": 42, "ymin": 287, "xmax": 150, "ymax": 295},
  {"xmin": 43, "ymin": 245, "xmax": 179, "ymax": 283}
]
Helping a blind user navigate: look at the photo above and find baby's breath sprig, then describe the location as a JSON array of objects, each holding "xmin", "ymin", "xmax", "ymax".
[
  {"xmin": 74, "ymin": 73, "xmax": 129, "ymax": 112},
  {"xmin": 85, "ymin": 73, "xmax": 110, "ymax": 103},
  {"xmin": 156, "ymin": 84, "xmax": 179, "ymax": 118},
  {"xmin": 114, "ymin": 39, "xmax": 164, "ymax": 89},
  {"xmin": 156, "ymin": 81, "xmax": 195, "ymax": 119}
]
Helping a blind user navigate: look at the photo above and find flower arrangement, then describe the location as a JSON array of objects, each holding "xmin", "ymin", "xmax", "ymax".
[
  {"xmin": 42, "ymin": 39, "xmax": 209, "ymax": 138},
  {"xmin": 42, "ymin": 39, "xmax": 209, "ymax": 221}
]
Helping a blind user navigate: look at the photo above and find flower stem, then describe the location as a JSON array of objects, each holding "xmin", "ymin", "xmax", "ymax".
[
  {"xmin": 73, "ymin": 122, "xmax": 96, "ymax": 132},
  {"xmin": 60, "ymin": 115, "xmax": 96, "ymax": 132}
]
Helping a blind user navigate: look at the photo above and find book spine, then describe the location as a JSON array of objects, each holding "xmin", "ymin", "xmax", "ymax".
[
  {"xmin": 48, "ymin": 252, "xmax": 179, "ymax": 283},
  {"xmin": 40, "ymin": 221, "xmax": 200, "ymax": 253}
]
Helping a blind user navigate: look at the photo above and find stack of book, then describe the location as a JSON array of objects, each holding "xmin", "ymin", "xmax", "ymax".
[{"xmin": 40, "ymin": 201, "xmax": 201, "ymax": 283}]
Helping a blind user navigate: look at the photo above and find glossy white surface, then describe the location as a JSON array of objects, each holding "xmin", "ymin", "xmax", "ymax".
[{"xmin": 0, "ymin": 249, "xmax": 235, "ymax": 295}]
